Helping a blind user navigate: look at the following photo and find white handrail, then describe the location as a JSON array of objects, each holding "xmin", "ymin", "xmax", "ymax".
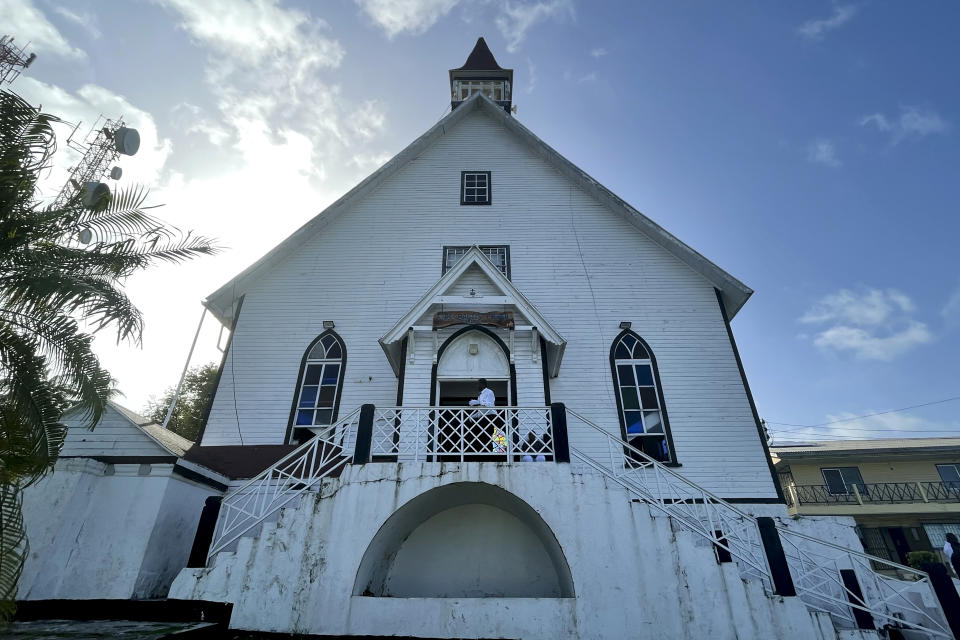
[
  {"xmin": 565, "ymin": 408, "xmax": 772, "ymax": 588},
  {"xmin": 207, "ymin": 408, "xmax": 361, "ymax": 560},
  {"xmin": 565, "ymin": 408, "xmax": 952, "ymax": 638}
]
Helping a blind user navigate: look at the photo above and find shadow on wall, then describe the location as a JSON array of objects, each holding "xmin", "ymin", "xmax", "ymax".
[{"xmin": 353, "ymin": 482, "xmax": 575, "ymax": 598}]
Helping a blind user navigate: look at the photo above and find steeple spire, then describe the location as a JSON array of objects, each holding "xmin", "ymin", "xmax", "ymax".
[{"xmin": 449, "ymin": 37, "xmax": 513, "ymax": 113}]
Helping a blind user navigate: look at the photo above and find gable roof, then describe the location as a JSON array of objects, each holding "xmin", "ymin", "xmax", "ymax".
[
  {"xmin": 454, "ymin": 37, "xmax": 504, "ymax": 71},
  {"xmin": 203, "ymin": 92, "xmax": 753, "ymax": 326},
  {"xmin": 379, "ymin": 246, "xmax": 566, "ymax": 376},
  {"xmin": 109, "ymin": 402, "xmax": 193, "ymax": 457},
  {"xmin": 60, "ymin": 401, "xmax": 193, "ymax": 459}
]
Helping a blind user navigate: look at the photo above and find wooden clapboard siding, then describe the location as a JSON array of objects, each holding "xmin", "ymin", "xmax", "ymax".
[
  {"xmin": 202, "ymin": 108, "xmax": 774, "ymax": 499},
  {"xmin": 446, "ymin": 264, "xmax": 500, "ymax": 295},
  {"xmin": 60, "ymin": 405, "xmax": 172, "ymax": 458}
]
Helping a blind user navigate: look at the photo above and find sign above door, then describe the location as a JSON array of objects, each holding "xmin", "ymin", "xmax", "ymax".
[{"xmin": 433, "ymin": 310, "xmax": 515, "ymax": 330}]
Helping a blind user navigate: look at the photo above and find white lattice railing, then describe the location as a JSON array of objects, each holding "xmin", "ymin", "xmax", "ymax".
[
  {"xmin": 565, "ymin": 408, "xmax": 952, "ymax": 638},
  {"xmin": 371, "ymin": 406, "xmax": 553, "ymax": 462},
  {"xmin": 565, "ymin": 409, "xmax": 773, "ymax": 589},
  {"xmin": 778, "ymin": 527, "xmax": 952, "ymax": 636},
  {"xmin": 207, "ymin": 408, "xmax": 361, "ymax": 560}
]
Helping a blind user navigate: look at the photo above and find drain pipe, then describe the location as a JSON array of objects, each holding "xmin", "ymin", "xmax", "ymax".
[{"xmin": 162, "ymin": 307, "xmax": 207, "ymax": 429}]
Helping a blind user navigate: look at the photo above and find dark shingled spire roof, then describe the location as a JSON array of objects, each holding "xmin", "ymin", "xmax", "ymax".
[{"xmin": 455, "ymin": 37, "xmax": 503, "ymax": 70}]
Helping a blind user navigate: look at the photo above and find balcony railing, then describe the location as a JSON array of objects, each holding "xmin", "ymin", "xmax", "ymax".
[
  {"xmin": 785, "ymin": 482, "xmax": 960, "ymax": 507},
  {"xmin": 369, "ymin": 406, "xmax": 554, "ymax": 462}
]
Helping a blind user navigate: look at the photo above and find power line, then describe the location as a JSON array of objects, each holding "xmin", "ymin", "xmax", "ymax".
[{"xmin": 764, "ymin": 395, "xmax": 960, "ymax": 429}]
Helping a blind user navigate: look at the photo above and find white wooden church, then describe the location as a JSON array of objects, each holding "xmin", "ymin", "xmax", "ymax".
[{"xmin": 20, "ymin": 39, "xmax": 957, "ymax": 640}]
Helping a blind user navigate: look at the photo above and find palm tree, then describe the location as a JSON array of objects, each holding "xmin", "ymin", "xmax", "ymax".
[{"xmin": 0, "ymin": 89, "xmax": 218, "ymax": 621}]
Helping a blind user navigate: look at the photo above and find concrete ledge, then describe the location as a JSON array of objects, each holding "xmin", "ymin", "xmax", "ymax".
[
  {"xmin": 13, "ymin": 598, "xmax": 232, "ymax": 625},
  {"xmin": 345, "ymin": 595, "xmax": 576, "ymax": 639}
]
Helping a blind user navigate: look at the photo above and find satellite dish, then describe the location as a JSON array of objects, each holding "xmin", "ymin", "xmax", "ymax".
[
  {"xmin": 78, "ymin": 229, "xmax": 92, "ymax": 244},
  {"xmin": 113, "ymin": 127, "xmax": 140, "ymax": 156},
  {"xmin": 81, "ymin": 181, "xmax": 110, "ymax": 207},
  {"xmin": 110, "ymin": 166, "xmax": 123, "ymax": 180}
]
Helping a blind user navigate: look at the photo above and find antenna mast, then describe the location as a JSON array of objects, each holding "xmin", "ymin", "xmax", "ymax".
[
  {"xmin": 52, "ymin": 117, "xmax": 140, "ymax": 210},
  {"xmin": 0, "ymin": 35, "xmax": 36, "ymax": 85}
]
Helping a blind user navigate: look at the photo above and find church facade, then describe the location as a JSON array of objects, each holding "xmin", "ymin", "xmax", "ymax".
[{"xmin": 22, "ymin": 39, "xmax": 955, "ymax": 639}]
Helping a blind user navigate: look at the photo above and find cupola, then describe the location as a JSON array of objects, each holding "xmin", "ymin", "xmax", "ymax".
[{"xmin": 449, "ymin": 37, "xmax": 513, "ymax": 113}]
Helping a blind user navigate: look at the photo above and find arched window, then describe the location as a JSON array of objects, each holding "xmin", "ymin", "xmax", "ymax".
[
  {"xmin": 290, "ymin": 331, "xmax": 346, "ymax": 435},
  {"xmin": 610, "ymin": 331, "xmax": 675, "ymax": 464}
]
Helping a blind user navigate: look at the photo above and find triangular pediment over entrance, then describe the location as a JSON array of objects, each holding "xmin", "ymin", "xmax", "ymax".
[{"xmin": 379, "ymin": 246, "xmax": 566, "ymax": 377}]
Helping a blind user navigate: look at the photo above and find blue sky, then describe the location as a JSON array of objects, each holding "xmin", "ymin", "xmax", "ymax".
[{"xmin": 5, "ymin": 0, "xmax": 959, "ymax": 443}]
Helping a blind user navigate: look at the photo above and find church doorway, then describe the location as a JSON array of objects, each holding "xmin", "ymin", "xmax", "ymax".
[
  {"xmin": 434, "ymin": 328, "xmax": 513, "ymax": 407},
  {"xmin": 431, "ymin": 328, "xmax": 515, "ymax": 460}
]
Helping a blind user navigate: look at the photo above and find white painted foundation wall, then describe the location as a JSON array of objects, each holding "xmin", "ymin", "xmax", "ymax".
[
  {"xmin": 172, "ymin": 462, "xmax": 862, "ymax": 639},
  {"xmin": 20, "ymin": 458, "xmax": 215, "ymax": 600}
]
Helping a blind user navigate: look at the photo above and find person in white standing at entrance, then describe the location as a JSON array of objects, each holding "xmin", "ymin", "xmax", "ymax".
[
  {"xmin": 469, "ymin": 378, "xmax": 496, "ymax": 409},
  {"xmin": 468, "ymin": 379, "xmax": 545, "ymax": 462},
  {"xmin": 468, "ymin": 379, "xmax": 505, "ymax": 454}
]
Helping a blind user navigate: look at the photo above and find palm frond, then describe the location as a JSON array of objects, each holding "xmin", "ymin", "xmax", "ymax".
[
  {"xmin": 0, "ymin": 483, "xmax": 27, "ymax": 624},
  {"xmin": 0, "ymin": 88, "xmax": 220, "ymax": 616}
]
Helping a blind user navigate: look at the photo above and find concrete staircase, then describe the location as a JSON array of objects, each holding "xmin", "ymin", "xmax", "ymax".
[{"xmin": 171, "ymin": 462, "xmax": 907, "ymax": 639}]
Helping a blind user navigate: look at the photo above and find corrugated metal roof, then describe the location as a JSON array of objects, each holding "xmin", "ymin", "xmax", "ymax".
[
  {"xmin": 110, "ymin": 401, "xmax": 193, "ymax": 457},
  {"xmin": 772, "ymin": 437, "xmax": 960, "ymax": 457}
]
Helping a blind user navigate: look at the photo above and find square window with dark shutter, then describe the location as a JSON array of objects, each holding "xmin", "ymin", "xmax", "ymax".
[{"xmin": 461, "ymin": 171, "xmax": 491, "ymax": 205}]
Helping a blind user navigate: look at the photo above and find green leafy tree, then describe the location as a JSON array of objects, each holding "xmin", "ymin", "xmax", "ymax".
[
  {"xmin": 144, "ymin": 362, "xmax": 218, "ymax": 442},
  {"xmin": 0, "ymin": 89, "xmax": 217, "ymax": 621}
]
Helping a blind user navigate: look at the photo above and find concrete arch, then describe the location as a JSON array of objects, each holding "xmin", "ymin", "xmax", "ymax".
[{"xmin": 353, "ymin": 482, "xmax": 575, "ymax": 598}]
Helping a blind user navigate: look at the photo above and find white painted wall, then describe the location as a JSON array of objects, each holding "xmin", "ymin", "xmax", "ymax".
[
  {"xmin": 201, "ymin": 108, "xmax": 774, "ymax": 499},
  {"xmin": 19, "ymin": 459, "xmax": 215, "ymax": 600},
  {"xmin": 378, "ymin": 503, "xmax": 562, "ymax": 597},
  {"xmin": 171, "ymin": 462, "xmax": 847, "ymax": 639}
]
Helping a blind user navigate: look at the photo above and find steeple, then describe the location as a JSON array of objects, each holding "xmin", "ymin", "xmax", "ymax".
[{"xmin": 449, "ymin": 37, "xmax": 513, "ymax": 113}]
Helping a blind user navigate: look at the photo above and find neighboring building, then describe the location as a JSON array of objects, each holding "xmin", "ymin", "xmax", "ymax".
[
  {"xmin": 773, "ymin": 438, "xmax": 960, "ymax": 570},
  {"xmin": 19, "ymin": 402, "xmax": 226, "ymax": 600},
  {"xmin": 18, "ymin": 39, "xmax": 956, "ymax": 639}
]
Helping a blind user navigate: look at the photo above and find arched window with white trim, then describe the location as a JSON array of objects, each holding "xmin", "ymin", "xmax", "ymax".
[
  {"xmin": 288, "ymin": 331, "xmax": 346, "ymax": 442},
  {"xmin": 610, "ymin": 331, "xmax": 676, "ymax": 464}
]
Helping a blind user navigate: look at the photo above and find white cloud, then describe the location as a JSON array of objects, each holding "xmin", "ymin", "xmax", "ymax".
[
  {"xmin": 354, "ymin": 0, "xmax": 571, "ymax": 49},
  {"xmin": 943, "ymin": 282, "xmax": 960, "ymax": 327},
  {"xmin": 860, "ymin": 106, "xmax": 949, "ymax": 145},
  {"xmin": 811, "ymin": 322, "xmax": 932, "ymax": 361},
  {"xmin": 1, "ymin": 0, "xmax": 86, "ymax": 59},
  {"xmin": 801, "ymin": 288, "xmax": 914, "ymax": 326},
  {"xmin": 796, "ymin": 4, "xmax": 857, "ymax": 41},
  {"xmin": 353, "ymin": 0, "xmax": 462, "ymax": 37},
  {"xmin": 577, "ymin": 71, "xmax": 597, "ymax": 84},
  {"xmin": 349, "ymin": 100, "xmax": 387, "ymax": 139},
  {"xmin": 350, "ymin": 151, "xmax": 392, "ymax": 171},
  {"xmin": 806, "ymin": 138, "xmax": 840, "ymax": 168},
  {"xmin": 800, "ymin": 288, "xmax": 932, "ymax": 360},
  {"xmin": 496, "ymin": 0, "xmax": 573, "ymax": 52},
  {"xmin": 53, "ymin": 6, "xmax": 102, "ymax": 39},
  {"xmin": 158, "ymin": 0, "xmax": 343, "ymax": 69},
  {"xmin": 525, "ymin": 57, "xmax": 537, "ymax": 94},
  {"xmin": 173, "ymin": 103, "xmax": 231, "ymax": 146},
  {"xmin": 157, "ymin": 0, "xmax": 389, "ymax": 189},
  {"xmin": 590, "ymin": 47, "xmax": 607, "ymax": 58}
]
